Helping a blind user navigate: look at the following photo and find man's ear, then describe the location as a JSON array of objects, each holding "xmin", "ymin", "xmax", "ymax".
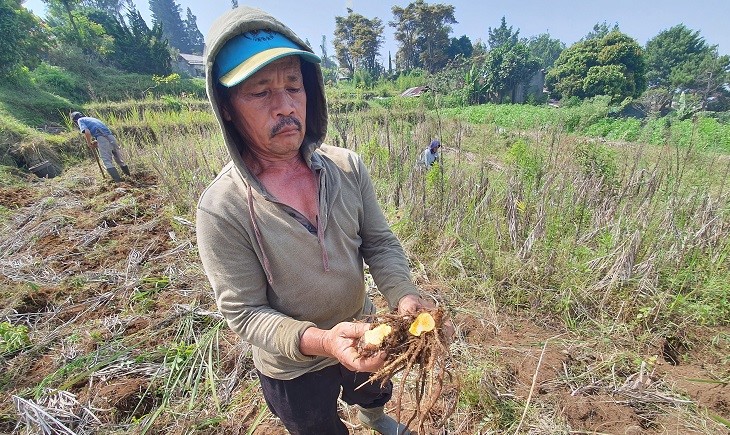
[{"xmin": 221, "ymin": 105, "xmax": 232, "ymax": 121}]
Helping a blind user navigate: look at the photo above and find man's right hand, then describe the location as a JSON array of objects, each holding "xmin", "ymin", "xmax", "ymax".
[
  {"xmin": 323, "ymin": 322, "xmax": 386, "ymax": 372},
  {"xmin": 302, "ymin": 323, "xmax": 386, "ymax": 372},
  {"xmin": 89, "ymin": 140, "xmax": 98, "ymax": 149}
]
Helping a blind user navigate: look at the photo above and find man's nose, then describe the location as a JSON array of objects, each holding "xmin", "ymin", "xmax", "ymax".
[{"xmin": 270, "ymin": 89, "xmax": 296, "ymax": 114}]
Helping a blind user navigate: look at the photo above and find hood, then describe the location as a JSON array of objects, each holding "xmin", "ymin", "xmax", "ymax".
[{"xmin": 204, "ymin": 6, "xmax": 328, "ymax": 172}]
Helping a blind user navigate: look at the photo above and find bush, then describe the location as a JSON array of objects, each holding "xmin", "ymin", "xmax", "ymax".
[
  {"xmin": 0, "ymin": 321, "xmax": 30, "ymax": 355},
  {"xmin": 0, "ymin": 68, "xmax": 74, "ymax": 126},
  {"xmin": 575, "ymin": 140, "xmax": 617, "ymax": 182},
  {"xmin": 30, "ymin": 63, "xmax": 88, "ymax": 103}
]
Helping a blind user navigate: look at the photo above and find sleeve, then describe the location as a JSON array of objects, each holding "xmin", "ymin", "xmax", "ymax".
[
  {"xmin": 196, "ymin": 204, "xmax": 316, "ymax": 362},
  {"xmin": 77, "ymin": 119, "xmax": 87, "ymax": 134},
  {"xmin": 355, "ymin": 156, "xmax": 419, "ymax": 308}
]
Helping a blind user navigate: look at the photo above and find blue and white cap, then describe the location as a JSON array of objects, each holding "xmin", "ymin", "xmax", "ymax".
[{"xmin": 214, "ymin": 30, "xmax": 321, "ymax": 88}]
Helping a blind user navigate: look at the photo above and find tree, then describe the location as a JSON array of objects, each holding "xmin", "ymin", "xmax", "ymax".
[
  {"xmin": 583, "ymin": 21, "xmax": 619, "ymax": 41},
  {"xmin": 319, "ymin": 35, "xmax": 338, "ymax": 70},
  {"xmin": 389, "ymin": 3, "xmax": 417, "ymax": 71},
  {"xmin": 0, "ymin": 0, "xmax": 49, "ymax": 73},
  {"xmin": 148, "ymin": 0, "xmax": 187, "ymax": 52},
  {"xmin": 447, "ymin": 35, "xmax": 472, "ymax": 61},
  {"xmin": 84, "ymin": 0, "xmax": 126, "ymax": 19},
  {"xmin": 471, "ymin": 39, "xmax": 488, "ymax": 60},
  {"xmin": 89, "ymin": 7, "xmax": 171, "ymax": 74},
  {"xmin": 488, "ymin": 16, "xmax": 518, "ymax": 49},
  {"xmin": 44, "ymin": 0, "xmax": 114, "ymax": 59},
  {"xmin": 333, "ymin": 9, "xmax": 384, "ymax": 76},
  {"xmin": 390, "ymin": 0, "xmax": 456, "ymax": 73},
  {"xmin": 546, "ymin": 30, "xmax": 646, "ymax": 102},
  {"xmin": 0, "ymin": 0, "xmax": 48, "ymax": 74},
  {"xmin": 695, "ymin": 50, "xmax": 730, "ymax": 111},
  {"xmin": 644, "ymin": 24, "xmax": 729, "ymax": 114},
  {"xmin": 484, "ymin": 42, "xmax": 539, "ymax": 103},
  {"xmin": 42, "ymin": 0, "xmax": 82, "ymax": 38},
  {"xmin": 527, "ymin": 33, "xmax": 565, "ymax": 71},
  {"xmin": 645, "ymin": 25, "xmax": 706, "ymax": 90},
  {"xmin": 182, "ymin": 7, "xmax": 203, "ymax": 54}
]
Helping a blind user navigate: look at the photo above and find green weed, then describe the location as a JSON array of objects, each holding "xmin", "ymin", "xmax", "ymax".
[{"xmin": 0, "ymin": 321, "xmax": 30, "ymax": 354}]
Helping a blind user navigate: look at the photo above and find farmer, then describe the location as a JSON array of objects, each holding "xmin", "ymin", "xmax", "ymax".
[
  {"xmin": 70, "ymin": 111, "xmax": 130, "ymax": 182},
  {"xmin": 419, "ymin": 139, "xmax": 442, "ymax": 168},
  {"xmin": 196, "ymin": 6, "xmax": 448, "ymax": 434}
]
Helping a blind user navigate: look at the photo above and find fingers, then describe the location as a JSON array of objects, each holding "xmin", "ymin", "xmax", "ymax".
[
  {"xmin": 397, "ymin": 294, "xmax": 436, "ymax": 314},
  {"xmin": 397, "ymin": 294, "xmax": 456, "ymax": 342},
  {"xmin": 344, "ymin": 321, "xmax": 371, "ymax": 338},
  {"xmin": 341, "ymin": 347, "xmax": 385, "ymax": 372},
  {"xmin": 326, "ymin": 321, "xmax": 386, "ymax": 372}
]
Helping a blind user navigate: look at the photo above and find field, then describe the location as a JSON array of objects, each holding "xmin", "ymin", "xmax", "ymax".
[{"xmin": 1, "ymin": 97, "xmax": 729, "ymax": 434}]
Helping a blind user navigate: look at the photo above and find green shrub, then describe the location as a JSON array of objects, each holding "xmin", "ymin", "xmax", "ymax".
[
  {"xmin": 575, "ymin": 140, "xmax": 617, "ymax": 182},
  {"xmin": 0, "ymin": 321, "xmax": 30, "ymax": 354},
  {"xmin": 0, "ymin": 68, "xmax": 74, "ymax": 126},
  {"xmin": 507, "ymin": 138, "xmax": 544, "ymax": 189},
  {"xmin": 30, "ymin": 63, "xmax": 87, "ymax": 103}
]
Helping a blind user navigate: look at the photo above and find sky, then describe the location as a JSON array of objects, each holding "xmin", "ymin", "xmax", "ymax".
[{"xmin": 23, "ymin": 0, "xmax": 730, "ymax": 60}]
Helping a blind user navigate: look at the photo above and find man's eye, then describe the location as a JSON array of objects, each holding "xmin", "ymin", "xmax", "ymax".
[
  {"xmin": 288, "ymin": 87, "xmax": 303, "ymax": 93},
  {"xmin": 252, "ymin": 91, "xmax": 268, "ymax": 98}
]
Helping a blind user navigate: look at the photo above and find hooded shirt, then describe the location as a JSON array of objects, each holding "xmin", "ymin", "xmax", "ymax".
[{"xmin": 196, "ymin": 6, "xmax": 419, "ymax": 380}]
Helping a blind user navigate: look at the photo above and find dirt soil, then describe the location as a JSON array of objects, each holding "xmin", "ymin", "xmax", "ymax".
[{"xmin": 1, "ymin": 166, "xmax": 729, "ymax": 434}]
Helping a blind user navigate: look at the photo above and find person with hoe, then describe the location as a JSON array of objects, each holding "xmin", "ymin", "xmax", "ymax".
[
  {"xmin": 196, "ymin": 6, "xmax": 451, "ymax": 434},
  {"xmin": 419, "ymin": 139, "xmax": 442, "ymax": 168},
  {"xmin": 70, "ymin": 111, "xmax": 130, "ymax": 182}
]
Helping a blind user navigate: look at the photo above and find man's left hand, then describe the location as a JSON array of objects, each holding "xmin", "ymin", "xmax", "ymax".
[
  {"xmin": 397, "ymin": 294, "xmax": 434, "ymax": 314},
  {"xmin": 397, "ymin": 294, "xmax": 455, "ymax": 340}
]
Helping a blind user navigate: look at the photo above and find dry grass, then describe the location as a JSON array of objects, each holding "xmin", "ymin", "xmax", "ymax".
[{"xmin": 2, "ymin": 100, "xmax": 729, "ymax": 434}]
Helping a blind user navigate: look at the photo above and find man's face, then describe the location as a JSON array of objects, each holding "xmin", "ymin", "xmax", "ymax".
[{"xmin": 223, "ymin": 56, "xmax": 307, "ymax": 159}]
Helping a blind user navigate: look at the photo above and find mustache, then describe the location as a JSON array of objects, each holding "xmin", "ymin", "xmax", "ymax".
[{"xmin": 271, "ymin": 117, "xmax": 302, "ymax": 137}]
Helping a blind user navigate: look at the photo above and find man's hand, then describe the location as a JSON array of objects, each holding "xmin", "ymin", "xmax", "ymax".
[
  {"xmin": 311, "ymin": 322, "xmax": 386, "ymax": 372},
  {"xmin": 397, "ymin": 294, "xmax": 434, "ymax": 314},
  {"xmin": 88, "ymin": 140, "xmax": 98, "ymax": 150},
  {"xmin": 398, "ymin": 294, "xmax": 455, "ymax": 340}
]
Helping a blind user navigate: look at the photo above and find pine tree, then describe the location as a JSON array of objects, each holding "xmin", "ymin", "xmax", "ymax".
[
  {"xmin": 91, "ymin": 6, "xmax": 171, "ymax": 74},
  {"xmin": 148, "ymin": 0, "xmax": 187, "ymax": 52},
  {"xmin": 488, "ymin": 16, "xmax": 519, "ymax": 49},
  {"xmin": 183, "ymin": 7, "xmax": 204, "ymax": 54}
]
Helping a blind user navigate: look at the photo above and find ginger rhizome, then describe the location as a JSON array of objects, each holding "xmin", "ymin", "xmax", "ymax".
[{"xmin": 357, "ymin": 307, "xmax": 459, "ymax": 433}]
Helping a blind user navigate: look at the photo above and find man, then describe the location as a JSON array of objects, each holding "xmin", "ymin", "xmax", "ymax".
[
  {"xmin": 419, "ymin": 139, "xmax": 442, "ymax": 168},
  {"xmin": 196, "ymin": 6, "xmax": 444, "ymax": 434},
  {"xmin": 70, "ymin": 111, "xmax": 130, "ymax": 182}
]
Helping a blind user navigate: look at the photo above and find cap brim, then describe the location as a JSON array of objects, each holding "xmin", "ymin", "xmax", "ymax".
[{"xmin": 219, "ymin": 47, "xmax": 320, "ymax": 88}]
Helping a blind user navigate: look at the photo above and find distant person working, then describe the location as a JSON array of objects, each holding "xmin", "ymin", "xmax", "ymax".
[
  {"xmin": 419, "ymin": 139, "xmax": 442, "ymax": 167},
  {"xmin": 71, "ymin": 111, "xmax": 130, "ymax": 182}
]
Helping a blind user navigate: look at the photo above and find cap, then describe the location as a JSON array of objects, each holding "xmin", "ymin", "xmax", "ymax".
[
  {"xmin": 214, "ymin": 30, "xmax": 321, "ymax": 88},
  {"xmin": 70, "ymin": 111, "xmax": 84, "ymax": 122},
  {"xmin": 430, "ymin": 139, "xmax": 441, "ymax": 150}
]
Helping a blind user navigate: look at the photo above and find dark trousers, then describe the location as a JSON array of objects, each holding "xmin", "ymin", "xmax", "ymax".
[{"xmin": 257, "ymin": 364, "xmax": 392, "ymax": 435}]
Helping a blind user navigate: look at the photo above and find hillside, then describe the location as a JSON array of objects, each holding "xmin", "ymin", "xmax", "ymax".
[{"xmin": 1, "ymin": 157, "xmax": 728, "ymax": 433}]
